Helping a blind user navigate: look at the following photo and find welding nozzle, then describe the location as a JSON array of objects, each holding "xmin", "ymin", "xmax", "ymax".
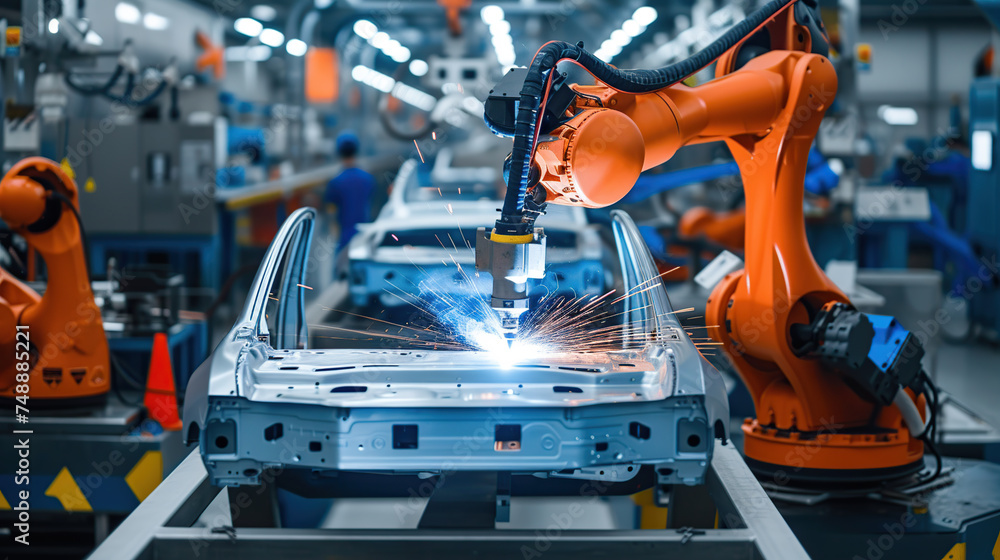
[{"xmin": 475, "ymin": 226, "xmax": 546, "ymax": 336}]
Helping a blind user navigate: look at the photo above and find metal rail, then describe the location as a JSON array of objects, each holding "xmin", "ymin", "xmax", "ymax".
[{"xmin": 90, "ymin": 441, "xmax": 809, "ymax": 560}]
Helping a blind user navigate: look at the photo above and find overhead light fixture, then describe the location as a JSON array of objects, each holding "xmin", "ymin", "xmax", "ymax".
[
  {"xmin": 352, "ymin": 64, "xmax": 436, "ymax": 111},
  {"xmin": 226, "ymin": 45, "xmax": 272, "ymax": 62},
  {"xmin": 362, "ymin": 29, "xmax": 412, "ymax": 63},
  {"xmin": 409, "ymin": 59, "xmax": 429, "ymax": 76},
  {"xmin": 352, "ymin": 65, "xmax": 395, "ymax": 93},
  {"xmin": 972, "ymin": 130, "xmax": 993, "ymax": 171},
  {"xmin": 143, "ymin": 12, "xmax": 170, "ymax": 30},
  {"xmin": 48, "ymin": 18, "xmax": 59, "ymax": 34},
  {"xmin": 369, "ymin": 31, "xmax": 389, "ymax": 49},
  {"xmin": 489, "ymin": 21, "xmax": 510, "ymax": 36},
  {"xmin": 259, "ymin": 28, "xmax": 284, "ymax": 47},
  {"xmin": 353, "ymin": 19, "xmax": 377, "ymax": 40},
  {"xmin": 632, "ymin": 6, "xmax": 658, "ymax": 26},
  {"xmin": 391, "ymin": 82, "xmax": 436, "ymax": 111},
  {"xmin": 85, "ymin": 30, "xmax": 104, "ymax": 46},
  {"xmin": 286, "ymin": 38, "xmax": 307, "ymax": 57},
  {"xmin": 610, "ymin": 29, "xmax": 631, "ymax": 47},
  {"xmin": 315, "ymin": 0, "xmax": 334, "ymax": 8},
  {"xmin": 878, "ymin": 105, "xmax": 919, "ymax": 126},
  {"xmin": 235, "ymin": 17, "xmax": 263, "ymax": 37},
  {"xmin": 390, "ymin": 45, "xmax": 410, "ymax": 63},
  {"xmin": 491, "ymin": 34, "xmax": 512, "ymax": 49},
  {"xmin": 595, "ymin": 6, "xmax": 661, "ymax": 62},
  {"xmin": 115, "ymin": 2, "xmax": 141, "ymax": 24},
  {"xmin": 481, "ymin": 5, "xmax": 504, "ymax": 25},
  {"xmin": 250, "ymin": 5, "xmax": 277, "ymax": 22},
  {"xmin": 485, "ymin": 8, "xmax": 515, "ymax": 67},
  {"xmin": 622, "ymin": 19, "xmax": 644, "ymax": 37},
  {"xmin": 643, "ymin": 5, "xmax": 741, "ymax": 67}
]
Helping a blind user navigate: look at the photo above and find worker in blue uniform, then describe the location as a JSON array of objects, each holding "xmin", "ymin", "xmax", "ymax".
[{"xmin": 324, "ymin": 132, "xmax": 376, "ymax": 251}]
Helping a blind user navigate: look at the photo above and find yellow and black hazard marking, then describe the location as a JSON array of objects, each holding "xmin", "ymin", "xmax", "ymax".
[{"xmin": 0, "ymin": 439, "xmax": 167, "ymax": 514}]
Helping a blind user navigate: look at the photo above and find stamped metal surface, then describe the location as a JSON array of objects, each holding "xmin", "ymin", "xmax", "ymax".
[{"xmin": 183, "ymin": 208, "xmax": 729, "ymax": 488}]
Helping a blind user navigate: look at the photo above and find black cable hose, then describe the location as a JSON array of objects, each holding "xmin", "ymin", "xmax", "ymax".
[
  {"xmin": 104, "ymin": 71, "xmax": 136, "ymax": 104},
  {"xmin": 498, "ymin": 0, "xmax": 797, "ymax": 231},
  {"xmin": 130, "ymin": 79, "xmax": 169, "ymax": 107},
  {"xmin": 918, "ymin": 370, "xmax": 943, "ymax": 482},
  {"xmin": 65, "ymin": 64, "xmax": 125, "ymax": 96}
]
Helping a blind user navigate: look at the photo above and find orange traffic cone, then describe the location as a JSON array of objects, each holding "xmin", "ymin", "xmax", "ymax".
[{"xmin": 144, "ymin": 333, "xmax": 182, "ymax": 431}]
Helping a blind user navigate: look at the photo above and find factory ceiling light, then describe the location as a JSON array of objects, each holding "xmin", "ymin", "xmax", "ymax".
[
  {"xmin": 259, "ymin": 28, "xmax": 285, "ymax": 47},
  {"xmin": 286, "ymin": 38, "xmax": 308, "ymax": 57},
  {"xmin": 481, "ymin": 5, "xmax": 504, "ymax": 25},
  {"xmin": 878, "ymin": 105, "xmax": 919, "ymax": 126},
  {"xmin": 489, "ymin": 20, "xmax": 510, "ymax": 36},
  {"xmin": 632, "ymin": 6, "xmax": 658, "ymax": 26},
  {"xmin": 85, "ymin": 30, "xmax": 104, "ymax": 45},
  {"xmin": 594, "ymin": 6, "xmax": 659, "ymax": 62},
  {"xmin": 409, "ymin": 59, "xmax": 429, "ymax": 76},
  {"xmin": 390, "ymin": 46, "xmax": 411, "ymax": 63},
  {"xmin": 315, "ymin": 0, "xmax": 334, "ymax": 8},
  {"xmin": 353, "ymin": 19, "xmax": 377, "ymax": 40},
  {"xmin": 250, "ymin": 5, "xmax": 277, "ymax": 22},
  {"xmin": 143, "ymin": 12, "xmax": 170, "ymax": 30},
  {"xmin": 485, "ymin": 7, "xmax": 515, "ymax": 67},
  {"xmin": 352, "ymin": 65, "xmax": 394, "ymax": 93},
  {"xmin": 226, "ymin": 45, "xmax": 271, "ymax": 62},
  {"xmin": 359, "ymin": 28, "xmax": 412, "ymax": 64},
  {"xmin": 370, "ymin": 31, "xmax": 389, "ymax": 49},
  {"xmin": 48, "ymin": 18, "xmax": 58, "ymax": 34},
  {"xmin": 235, "ymin": 17, "xmax": 263, "ymax": 37},
  {"xmin": 641, "ymin": 5, "xmax": 741, "ymax": 67},
  {"xmin": 621, "ymin": 19, "xmax": 644, "ymax": 37},
  {"xmin": 610, "ymin": 29, "xmax": 631, "ymax": 47},
  {"xmin": 352, "ymin": 64, "xmax": 436, "ymax": 111},
  {"xmin": 115, "ymin": 2, "xmax": 141, "ymax": 25}
]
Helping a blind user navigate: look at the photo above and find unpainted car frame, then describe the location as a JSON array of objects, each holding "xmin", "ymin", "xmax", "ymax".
[
  {"xmin": 183, "ymin": 206, "xmax": 728, "ymax": 490},
  {"xmin": 345, "ymin": 157, "xmax": 605, "ymax": 308}
]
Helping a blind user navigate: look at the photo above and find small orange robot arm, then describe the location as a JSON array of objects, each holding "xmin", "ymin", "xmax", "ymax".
[
  {"xmin": 678, "ymin": 207, "xmax": 746, "ymax": 252},
  {"xmin": 0, "ymin": 158, "xmax": 109, "ymax": 404}
]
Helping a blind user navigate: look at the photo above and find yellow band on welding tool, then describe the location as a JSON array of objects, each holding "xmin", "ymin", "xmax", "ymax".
[{"xmin": 490, "ymin": 229, "xmax": 534, "ymax": 244}]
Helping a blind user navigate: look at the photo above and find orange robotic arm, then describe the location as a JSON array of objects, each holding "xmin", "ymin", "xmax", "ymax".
[
  {"xmin": 486, "ymin": 1, "xmax": 932, "ymax": 481},
  {"xmin": 0, "ymin": 158, "xmax": 109, "ymax": 405}
]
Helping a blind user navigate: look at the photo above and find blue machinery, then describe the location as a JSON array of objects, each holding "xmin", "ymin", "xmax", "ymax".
[{"xmin": 969, "ymin": 75, "xmax": 1000, "ymax": 333}]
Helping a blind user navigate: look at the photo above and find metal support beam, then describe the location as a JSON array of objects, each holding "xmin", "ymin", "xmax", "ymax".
[
  {"xmin": 91, "ymin": 442, "xmax": 809, "ymax": 560},
  {"xmin": 707, "ymin": 442, "xmax": 812, "ymax": 559}
]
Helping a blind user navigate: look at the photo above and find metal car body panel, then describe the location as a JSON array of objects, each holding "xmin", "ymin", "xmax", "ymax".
[
  {"xmin": 346, "ymin": 157, "xmax": 604, "ymax": 306},
  {"xmin": 184, "ymin": 206, "xmax": 729, "ymax": 490}
]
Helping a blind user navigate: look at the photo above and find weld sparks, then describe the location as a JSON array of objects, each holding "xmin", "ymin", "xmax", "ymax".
[{"xmin": 304, "ymin": 230, "xmax": 712, "ymax": 364}]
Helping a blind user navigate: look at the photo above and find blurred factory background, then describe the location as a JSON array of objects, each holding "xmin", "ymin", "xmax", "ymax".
[{"xmin": 0, "ymin": 0, "xmax": 998, "ymax": 558}]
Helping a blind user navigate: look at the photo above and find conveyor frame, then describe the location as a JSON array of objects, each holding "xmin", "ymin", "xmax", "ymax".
[{"xmin": 90, "ymin": 441, "xmax": 809, "ymax": 560}]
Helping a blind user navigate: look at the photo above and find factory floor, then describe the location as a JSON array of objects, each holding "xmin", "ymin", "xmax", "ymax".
[{"xmin": 936, "ymin": 340, "xmax": 1000, "ymax": 430}]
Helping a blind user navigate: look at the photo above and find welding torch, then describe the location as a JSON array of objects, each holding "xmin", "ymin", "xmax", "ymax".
[
  {"xmin": 476, "ymin": 0, "xmax": 806, "ymax": 336},
  {"xmin": 475, "ymin": 224, "xmax": 545, "ymax": 343}
]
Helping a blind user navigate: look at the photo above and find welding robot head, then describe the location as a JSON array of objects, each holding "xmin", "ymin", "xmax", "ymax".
[{"xmin": 475, "ymin": 226, "xmax": 547, "ymax": 343}]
